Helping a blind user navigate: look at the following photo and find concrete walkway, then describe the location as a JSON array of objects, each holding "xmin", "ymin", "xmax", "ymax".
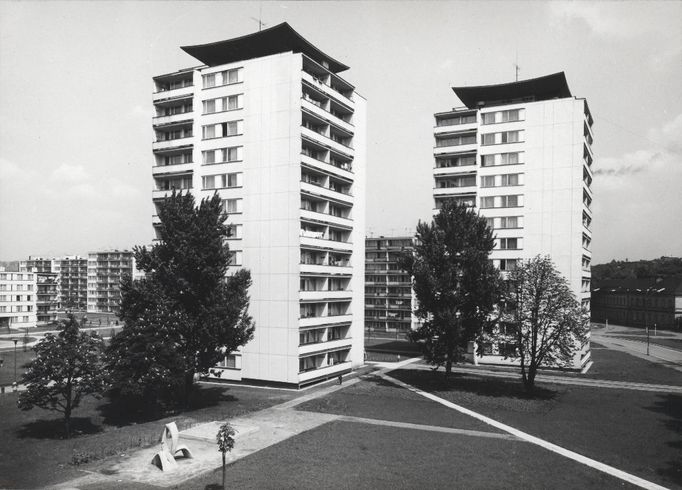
[{"xmin": 592, "ymin": 326, "xmax": 682, "ymax": 373}]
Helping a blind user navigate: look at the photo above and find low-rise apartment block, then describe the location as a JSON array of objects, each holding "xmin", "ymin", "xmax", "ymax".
[{"xmin": 0, "ymin": 266, "xmax": 37, "ymax": 329}]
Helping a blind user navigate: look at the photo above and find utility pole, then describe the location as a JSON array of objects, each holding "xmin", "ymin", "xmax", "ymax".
[{"xmin": 13, "ymin": 339, "xmax": 18, "ymax": 385}]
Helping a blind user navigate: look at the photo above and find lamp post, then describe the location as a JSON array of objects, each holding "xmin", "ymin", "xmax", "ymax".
[{"xmin": 13, "ymin": 338, "xmax": 18, "ymax": 385}]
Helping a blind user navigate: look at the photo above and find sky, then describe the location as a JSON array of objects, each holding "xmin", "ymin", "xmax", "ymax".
[{"xmin": 0, "ymin": 1, "xmax": 680, "ymax": 264}]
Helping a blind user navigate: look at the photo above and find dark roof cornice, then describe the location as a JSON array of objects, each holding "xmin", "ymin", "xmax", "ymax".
[
  {"xmin": 181, "ymin": 22, "xmax": 349, "ymax": 73},
  {"xmin": 452, "ymin": 72, "xmax": 572, "ymax": 109}
]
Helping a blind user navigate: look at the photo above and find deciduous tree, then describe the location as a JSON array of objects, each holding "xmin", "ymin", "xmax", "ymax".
[
  {"xmin": 400, "ymin": 200, "xmax": 501, "ymax": 376},
  {"xmin": 505, "ymin": 255, "xmax": 589, "ymax": 391},
  {"xmin": 18, "ymin": 315, "xmax": 105, "ymax": 438},
  {"xmin": 108, "ymin": 191, "xmax": 255, "ymax": 407}
]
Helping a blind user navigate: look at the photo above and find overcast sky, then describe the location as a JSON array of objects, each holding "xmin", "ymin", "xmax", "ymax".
[{"xmin": 0, "ymin": 1, "xmax": 680, "ymax": 264}]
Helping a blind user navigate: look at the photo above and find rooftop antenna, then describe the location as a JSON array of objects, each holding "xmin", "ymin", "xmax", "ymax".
[
  {"xmin": 250, "ymin": 4, "xmax": 267, "ymax": 32},
  {"xmin": 513, "ymin": 49, "xmax": 520, "ymax": 82}
]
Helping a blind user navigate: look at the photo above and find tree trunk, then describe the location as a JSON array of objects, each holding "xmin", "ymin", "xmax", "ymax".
[
  {"xmin": 64, "ymin": 407, "xmax": 71, "ymax": 439},
  {"xmin": 184, "ymin": 371, "xmax": 195, "ymax": 408},
  {"xmin": 524, "ymin": 363, "xmax": 537, "ymax": 394},
  {"xmin": 222, "ymin": 452, "xmax": 226, "ymax": 489}
]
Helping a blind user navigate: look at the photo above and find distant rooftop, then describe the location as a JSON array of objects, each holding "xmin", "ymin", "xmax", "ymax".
[
  {"xmin": 181, "ymin": 22, "xmax": 349, "ymax": 73},
  {"xmin": 452, "ymin": 72, "xmax": 572, "ymax": 109}
]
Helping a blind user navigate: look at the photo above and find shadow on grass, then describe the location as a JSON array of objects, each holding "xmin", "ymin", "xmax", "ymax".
[
  {"xmin": 387, "ymin": 368, "xmax": 558, "ymax": 401},
  {"xmin": 205, "ymin": 485, "xmax": 223, "ymax": 490},
  {"xmin": 647, "ymin": 394, "xmax": 682, "ymax": 485},
  {"xmin": 17, "ymin": 416, "xmax": 102, "ymax": 440},
  {"xmin": 98, "ymin": 386, "xmax": 238, "ymax": 427}
]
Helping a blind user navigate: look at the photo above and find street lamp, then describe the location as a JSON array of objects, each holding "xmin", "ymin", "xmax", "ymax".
[{"xmin": 13, "ymin": 338, "xmax": 18, "ymax": 385}]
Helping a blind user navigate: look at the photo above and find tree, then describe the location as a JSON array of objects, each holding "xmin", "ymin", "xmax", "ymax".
[
  {"xmin": 108, "ymin": 190, "xmax": 255, "ymax": 407},
  {"xmin": 216, "ymin": 423, "xmax": 236, "ymax": 489},
  {"xmin": 504, "ymin": 256, "xmax": 589, "ymax": 392},
  {"xmin": 400, "ymin": 200, "xmax": 501, "ymax": 376},
  {"xmin": 18, "ymin": 315, "xmax": 105, "ymax": 438}
]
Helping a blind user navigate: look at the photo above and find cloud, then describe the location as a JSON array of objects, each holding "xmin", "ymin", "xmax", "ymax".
[
  {"xmin": 111, "ymin": 181, "xmax": 141, "ymax": 199},
  {"xmin": 130, "ymin": 105, "xmax": 154, "ymax": 119},
  {"xmin": 591, "ymin": 114, "xmax": 682, "ymax": 261},
  {"xmin": 51, "ymin": 164, "xmax": 89, "ymax": 183}
]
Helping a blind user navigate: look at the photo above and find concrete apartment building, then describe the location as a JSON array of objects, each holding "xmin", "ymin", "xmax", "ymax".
[
  {"xmin": 433, "ymin": 72, "xmax": 593, "ymax": 369},
  {"xmin": 24, "ymin": 257, "xmax": 59, "ymax": 324},
  {"xmin": 54, "ymin": 256, "xmax": 88, "ymax": 310},
  {"xmin": 151, "ymin": 23, "xmax": 366, "ymax": 387},
  {"xmin": 592, "ymin": 277, "xmax": 682, "ymax": 330},
  {"xmin": 0, "ymin": 267, "xmax": 37, "ymax": 330},
  {"xmin": 365, "ymin": 236, "xmax": 418, "ymax": 338},
  {"xmin": 87, "ymin": 250, "xmax": 137, "ymax": 313}
]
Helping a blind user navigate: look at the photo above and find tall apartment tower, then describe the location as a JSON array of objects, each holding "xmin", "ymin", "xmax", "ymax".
[
  {"xmin": 151, "ymin": 23, "xmax": 366, "ymax": 387},
  {"xmin": 433, "ymin": 73, "xmax": 593, "ymax": 369},
  {"xmin": 54, "ymin": 256, "xmax": 88, "ymax": 310},
  {"xmin": 365, "ymin": 236, "xmax": 418, "ymax": 338},
  {"xmin": 87, "ymin": 250, "xmax": 138, "ymax": 313}
]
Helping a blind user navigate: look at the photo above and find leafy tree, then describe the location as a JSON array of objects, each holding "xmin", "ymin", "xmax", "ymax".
[
  {"xmin": 217, "ymin": 423, "xmax": 236, "ymax": 490},
  {"xmin": 109, "ymin": 190, "xmax": 255, "ymax": 407},
  {"xmin": 18, "ymin": 315, "xmax": 105, "ymax": 438},
  {"xmin": 400, "ymin": 200, "xmax": 501, "ymax": 376},
  {"xmin": 504, "ymin": 256, "xmax": 589, "ymax": 391}
]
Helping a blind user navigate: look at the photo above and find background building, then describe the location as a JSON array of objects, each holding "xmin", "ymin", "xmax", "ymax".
[
  {"xmin": 592, "ymin": 278, "xmax": 682, "ymax": 330},
  {"xmin": 151, "ymin": 23, "xmax": 366, "ymax": 387},
  {"xmin": 433, "ymin": 72, "xmax": 593, "ymax": 370},
  {"xmin": 54, "ymin": 256, "xmax": 88, "ymax": 310},
  {"xmin": 365, "ymin": 236, "xmax": 418, "ymax": 339},
  {"xmin": 0, "ymin": 266, "xmax": 37, "ymax": 330},
  {"xmin": 86, "ymin": 250, "xmax": 137, "ymax": 313}
]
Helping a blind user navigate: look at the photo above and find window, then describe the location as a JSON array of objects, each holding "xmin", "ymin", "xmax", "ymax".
[
  {"xmin": 499, "ymin": 238, "xmax": 519, "ymax": 250},
  {"xmin": 501, "ymin": 152, "xmax": 520, "ymax": 165},
  {"xmin": 482, "ymin": 113, "xmax": 496, "ymax": 125},
  {"xmin": 481, "ymin": 176, "xmax": 496, "ymax": 188},
  {"xmin": 499, "ymin": 259, "xmax": 518, "ymax": 271},
  {"xmin": 500, "ymin": 195, "xmax": 519, "ymax": 207},
  {"xmin": 481, "ymin": 131, "xmax": 523, "ymax": 146},
  {"xmin": 202, "ymin": 73, "xmax": 216, "ymax": 89},
  {"xmin": 217, "ymin": 354, "xmax": 236, "ymax": 368},
  {"xmin": 501, "ymin": 174, "xmax": 519, "ymax": 186},
  {"xmin": 202, "ymin": 121, "xmax": 242, "ymax": 140},
  {"xmin": 227, "ymin": 251, "xmax": 242, "ymax": 266},
  {"xmin": 480, "ymin": 197, "xmax": 495, "ymax": 209},
  {"xmin": 501, "ymin": 131, "xmax": 520, "ymax": 143},
  {"xmin": 222, "ymin": 69, "xmax": 239, "ymax": 84},
  {"xmin": 482, "ymin": 133, "xmax": 495, "ymax": 145},
  {"xmin": 499, "ymin": 216, "xmax": 519, "ymax": 228},
  {"xmin": 202, "ymin": 99, "xmax": 216, "ymax": 114},
  {"xmin": 202, "ymin": 125, "xmax": 215, "ymax": 139},
  {"xmin": 221, "ymin": 198, "xmax": 242, "ymax": 214},
  {"xmin": 436, "ymin": 133, "xmax": 476, "ymax": 147}
]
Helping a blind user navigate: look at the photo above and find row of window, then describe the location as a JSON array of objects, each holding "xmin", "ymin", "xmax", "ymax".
[
  {"xmin": 202, "ymin": 172, "xmax": 242, "ymax": 190},
  {"xmin": 481, "ymin": 109, "xmax": 523, "ymax": 125},
  {"xmin": 495, "ymin": 238, "xmax": 522, "ymax": 250},
  {"xmin": 0, "ymin": 273, "xmax": 34, "ymax": 281},
  {"xmin": 481, "ymin": 130, "xmax": 523, "ymax": 146},
  {"xmin": 485, "ymin": 216, "xmax": 522, "ymax": 229},
  {"xmin": 0, "ymin": 305, "xmax": 33, "ymax": 312},
  {"xmin": 203, "ymin": 146, "xmax": 243, "ymax": 165},
  {"xmin": 202, "ymin": 68, "xmax": 242, "ymax": 89},
  {"xmin": 480, "ymin": 195, "xmax": 523, "ymax": 209},
  {"xmin": 480, "ymin": 173, "xmax": 522, "ymax": 188},
  {"xmin": 202, "ymin": 120, "xmax": 243, "ymax": 140},
  {"xmin": 202, "ymin": 94, "xmax": 243, "ymax": 115}
]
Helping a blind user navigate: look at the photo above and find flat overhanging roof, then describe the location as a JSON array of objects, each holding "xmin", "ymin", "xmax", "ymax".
[
  {"xmin": 181, "ymin": 22, "xmax": 349, "ymax": 73},
  {"xmin": 452, "ymin": 72, "xmax": 572, "ymax": 109}
]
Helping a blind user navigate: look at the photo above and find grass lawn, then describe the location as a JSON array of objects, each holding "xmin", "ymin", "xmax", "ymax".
[
  {"xmin": 388, "ymin": 368, "xmax": 682, "ymax": 489},
  {"xmin": 586, "ymin": 342, "xmax": 682, "ymax": 385},
  {"xmin": 180, "ymin": 420, "xmax": 630, "ymax": 489},
  {"xmin": 0, "ymin": 348, "xmax": 36, "ymax": 386},
  {"xmin": 0, "ymin": 383, "xmax": 298, "ymax": 489}
]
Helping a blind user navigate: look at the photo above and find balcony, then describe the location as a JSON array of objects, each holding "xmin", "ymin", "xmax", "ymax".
[
  {"xmin": 301, "ymin": 71, "xmax": 354, "ymax": 110},
  {"xmin": 301, "ymin": 153, "xmax": 353, "ymax": 177},
  {"xmin": 152, "ymin": 162, "xmax": 194, "ymax": 176},
  {"xmin": 433, "ymin": 140, "xmax": 478, "ymax": 157},
  {"xmin": 301, "ymin": 127, "xmax": 353, "ymax": 158},
  {"xmin": 301, "ymin": 181, "xmax": 352, "ymax": 205},
  {"xmin": 301, "ymin": 209, "xmax": 352, "ymax": 228},
  {"xmin": 300, "ymin": 263, "xmax": 353, "ymax": 276},
  {"xmin": 434, "ymin": 186, "xmax": 477, "ymax": 197},
  {"xmin": 300, "ymin": 290, "xmax": 353, "ymax": 302},
  {"xmin": 298, "ymin": 337, "xmax": 352, "ymax": 357},
  {"xmin": 152, "ymin": 111, "xmax": 194, "ymax": 126},
  {"xmin": 300, "ymin": 234, "xmax": 353, "ymax": 252},
  {"xmin": 152, "ymin": 84, "xmax": 194, "ymax": 103},
  {"xmin": 434, "ymin": 120, "xmax": 477, "ymax": 135},
  {"xmin": 152, "ymin": 137, "xmax": 193, "ymax": 152},
  {"xmin": 299, "ymin": 313, "xmax": 353, "ymax": 328},
  {"xmin": 152, "ymin": 187, "xmax": 192, "ymax": 200},
  {"xmin": 301, "ymin": 98, "xmax": 354, "ymax": 134}
]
